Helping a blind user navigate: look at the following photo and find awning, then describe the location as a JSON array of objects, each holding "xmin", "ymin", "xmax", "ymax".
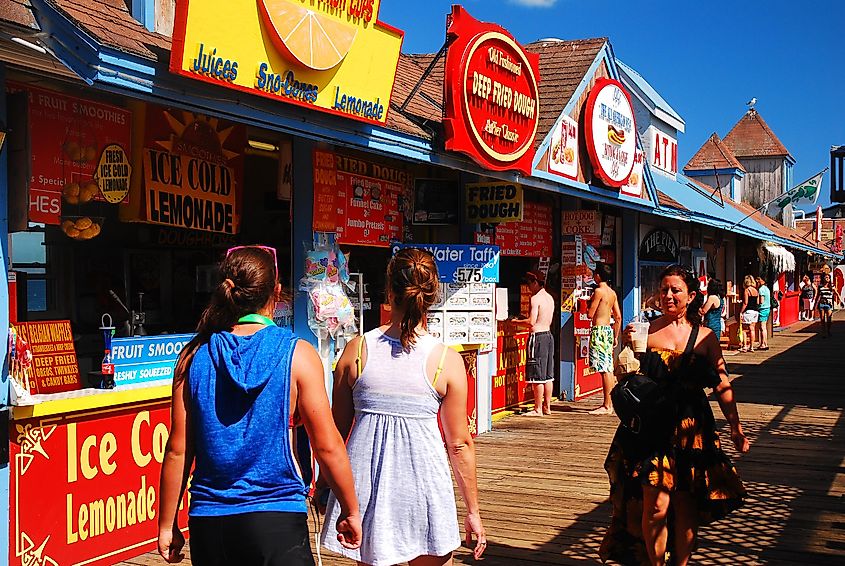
[
  {"xmin": 651, "ymin": 173, "xmax": 836, "ymax": 257},
  {"xmin": 759, "ymin": 242, "xmax": 796, "ymax": 273}
]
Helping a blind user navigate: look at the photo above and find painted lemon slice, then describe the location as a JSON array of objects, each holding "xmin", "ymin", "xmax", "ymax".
[{"xmin": 259, "ymin": 0, "xmax": 358, "ymax": 71}]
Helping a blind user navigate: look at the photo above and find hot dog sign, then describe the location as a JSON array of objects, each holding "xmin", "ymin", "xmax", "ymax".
[{"xmin": 584, "ymin": 78, "xmax": 637, "ymax": 188}]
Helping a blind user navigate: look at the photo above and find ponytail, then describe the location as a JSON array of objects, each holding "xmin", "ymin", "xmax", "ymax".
[{"xmin": 387, "ymin": 249, "xmax": 440, "ymax": 351}]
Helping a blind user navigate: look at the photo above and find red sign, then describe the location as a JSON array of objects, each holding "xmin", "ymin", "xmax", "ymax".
[
  {"xmin": 584, "ymin": 78, "xmax": 637, "ymax": 188},
  {"xmin": 9, "ymin": 403, "xmax": 189, "ymax": 566},
  {"xmin": 492, "ymin": 329, "xmax": 529, "ymax": 413},
  {"xmin": 573, "ymin": 310, "xmax": 602, "ymax": 399},
  {"xmin": 443, "ymin": 6, "xmax": 540, "ymax": 175},
  {"xmin": 15, "ymin": 320, "xmax": 80, "ymax": 394},
  {"xmin": 460, "ymin": 349, "xmax": 479, "ymax": 438},
  {"xmin": 477, "ymin": 201, "xmax": 552, "ymax": 257},
  {"xmin": 15, "ymin": 84, "xmax": 132, "ymax": 225},
  {"xmin": 312, "ymin": 150, "xmax": 403, "ymax": 246}
]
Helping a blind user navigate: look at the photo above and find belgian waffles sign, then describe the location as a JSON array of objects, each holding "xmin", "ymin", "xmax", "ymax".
[
  {"xmin": 443, "ymin": 6, "xmax": 540, "ymax": 175},
  {"xmin": 584, "ymin": 78, "xmax": 637, "ymax": 188}
]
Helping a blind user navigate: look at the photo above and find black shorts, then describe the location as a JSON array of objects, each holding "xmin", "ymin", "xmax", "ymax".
[
  {"xmin": 526, "ymin": 331, "xmax": 555, "ymax": 383},
  {"xmin": 189, "ymin": 511, "xmax": 314, "ymax": 566}
]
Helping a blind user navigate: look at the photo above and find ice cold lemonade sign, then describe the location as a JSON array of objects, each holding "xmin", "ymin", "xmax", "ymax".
[{"xmin": 584, "ymin": 78, "xmax": 636, "ymax": 188}]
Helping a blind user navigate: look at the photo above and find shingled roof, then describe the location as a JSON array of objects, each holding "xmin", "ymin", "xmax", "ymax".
[
  {"xmin": 391, "ymin": 37, "xmax": 607, "ymax": 143},
  {"xmin": 49, "ymin": 0, "xmax": 170, "ymax": 60},
  {"xmin": 684, "ymin": 133, "xmax": 746, "ymax": 172},
  {"xmin": 0, "ymin": 0, "xmax": 38, "ymax": 30},
  {"xmin": 722, "ymin": 110, "xmax": 792, "ymax": 160}
]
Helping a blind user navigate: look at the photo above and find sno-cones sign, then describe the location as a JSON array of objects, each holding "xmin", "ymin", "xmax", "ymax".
[{"xmin": 170, "ymin": 0, "xmax": 403, "ymax": 125}]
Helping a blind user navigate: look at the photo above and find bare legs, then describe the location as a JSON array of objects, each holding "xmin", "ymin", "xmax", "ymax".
[
  {"xmin": 756, "ymin": 320, "xmax": 768, "ymax": 349},
  {"xmin": 820, "ymin": 309, "xmax": 832, "ymax": 337},
  {"xmin": 589, "ymin": 372, "xmax": 615, "ymax": 415},
  {"xmin": 524, "ymin": 382, "xmax": 553, "ymax": 416},
  {"xmin": 740, "ymin": 323, "xmax": 756, "ymax": 352},
  {"xmin": 642, "ymin": 486, "xmax": 698, "ymax": 566}
]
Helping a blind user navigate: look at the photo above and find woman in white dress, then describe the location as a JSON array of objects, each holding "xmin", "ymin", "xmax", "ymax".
[{"xmin": 321, "ymin": 248, "xmax": 486, "ymax": 566}]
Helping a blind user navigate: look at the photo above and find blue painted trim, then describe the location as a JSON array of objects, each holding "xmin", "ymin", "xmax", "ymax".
[
  {"xmin": 621, "ymin": 210, "xmax": 639, "ymax": 325},
  {"xmin": 685, "ymin": 167, "xmax": 745, "ymax": 179},
  {"xmin": 291, "ymin": 137, "xmax": 317, "ymax": 348},
  {"xmin": 559, "ymin": 312, "xmax": 574, "ymax": 402},
  {"xmin": 1, "ymin": 62, "xmax": 11, "ymax": 565},
  {"xmin": 131, "ymin": 0, "xmax": 156, "ymax": 33}
]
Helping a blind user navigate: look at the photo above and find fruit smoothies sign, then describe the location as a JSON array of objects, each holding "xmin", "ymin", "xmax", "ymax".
[
  {"xmin": 312, "ymin": 150, "xmax": 404, "ymax": 246},
  {"xmin": 170, "ymin": 0, "xmax": 403, "ymax": 125},
  {"xmin": 584, "ymin": 78, "xmax": 637, "ymax": 188},
  {"xmin": 143, "ymin": 108, "xmax": 246, "ymax": 234},
  {"xmin": 443, "ymin": 6, "xmax": 540, "ymax": 175},
  {"xmin": 15, "ymin": 320, "xmax": 81, "ymax": 394},
  {"xmin": 19, "ymin": 84, "xmax": 132, "ymax": 225},
  {"xmin": 9, "ymin": 403, "xmax": 190, "ymax": 566}
]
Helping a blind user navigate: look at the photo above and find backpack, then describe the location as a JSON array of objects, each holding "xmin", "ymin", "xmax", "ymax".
[{"xmin": 611, "ymin": 326, "xmax": 699, "ymax": 434}]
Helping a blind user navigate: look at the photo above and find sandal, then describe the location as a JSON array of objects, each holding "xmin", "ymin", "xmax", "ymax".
[{"xmin": 738, "ymin": 347, "xmax": 749, "ymax": 353}]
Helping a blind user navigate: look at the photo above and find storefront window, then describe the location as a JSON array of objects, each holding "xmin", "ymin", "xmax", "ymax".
[{"xmin": 11, "ymin": 228, "xmax": 51, "ymax": 312}]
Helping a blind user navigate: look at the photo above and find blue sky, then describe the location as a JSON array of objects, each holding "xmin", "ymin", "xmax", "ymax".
[{"xmin": 379, "ymin": 0, "xmax": 845, "ymax": 210}]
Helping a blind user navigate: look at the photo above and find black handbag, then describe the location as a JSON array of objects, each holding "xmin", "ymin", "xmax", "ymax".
[{"xmin": 611, "ymin": 326, "xmax": 699, "ymax": 434}]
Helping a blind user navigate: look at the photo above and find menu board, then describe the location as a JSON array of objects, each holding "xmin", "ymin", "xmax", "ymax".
[
  {"xmin": 427, "ymin": 282, "xmax": 496, "ymax": 345},
  {"xmin": 14, "ymin": 320, "xmax": 81, "ymax": 394},
  {"xmin": 313, "ymin": 150, "xmax": 403, "ymax": 246},
  {"xmin": 16, "ymin": 84, "xmax": 132, "ymax": 225},
  {"xmin": 477, "ymin": 201, "xmax": 553, "ymax": 257}
]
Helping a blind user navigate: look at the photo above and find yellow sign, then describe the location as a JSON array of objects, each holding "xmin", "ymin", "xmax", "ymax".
[
  {"xmin": 465, "ymin": 182, "xmax": 523, "ymax": 224},
  {"xmin": 171, "ymin": 0, "xmax": 403, "ymax": 125},
  {"xmin": 95, "ymin": 144, "xmax": 132, "ymax": 203}
]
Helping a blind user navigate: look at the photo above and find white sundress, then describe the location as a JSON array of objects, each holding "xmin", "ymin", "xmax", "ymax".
[{"xmin": 322, "ymin": 330, "xmax": 460, "ymax": 565}]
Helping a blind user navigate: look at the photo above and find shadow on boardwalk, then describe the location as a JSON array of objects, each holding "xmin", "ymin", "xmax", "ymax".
[
  {"xmin": 448, "ymin": 314, "xmax": 845, "ymax": 565},
  {"xmin": 123, "ymin": 316, "xmax": 845, "ymax": 566}
]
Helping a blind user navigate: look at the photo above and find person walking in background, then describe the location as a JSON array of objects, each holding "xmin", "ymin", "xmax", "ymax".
[
  {"xmin": 738, "ymin": 275, "xmax": 760, "ymax": 353},
  {"xmin": 814, "ymin": 272, "xmax": 841, "ymax": 338},
  {"xmin": 601, "ymin": 265, "xmax": 749, "ymax": 566},
  {"xmin": 755, "ymin": 277, "xmax": 771, "ymax": 350},
  {"xmin": 588, "ymin": 263, "xmax": 622, "ymax": 415},
  {"xmin": 521, "ymin": 270, "xmax": 556, "ymax": 417},
  {"xmin": 321, "ymin": 248, "xmax": 487, "ymax": 565},
  {"xmin": 800, "ymin": 274, "xmax": 816, "ymax": 321},
  {"xmin": 700, "ymin": 278, "xmax": 724, "ymax": 340},
  {"xmin": 157, "ymin": 246, "xmax": 361, "ymax": 565}
]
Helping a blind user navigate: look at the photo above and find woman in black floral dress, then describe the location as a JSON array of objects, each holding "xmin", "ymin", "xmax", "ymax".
[{"xmin": 600, "ymin": 266, "xmax": 750, "ymax": 565}]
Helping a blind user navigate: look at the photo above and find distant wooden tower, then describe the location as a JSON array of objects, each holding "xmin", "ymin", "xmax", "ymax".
[{"xmin": 685, "ymin": 109, "xmax": 795, "ymax": 225}]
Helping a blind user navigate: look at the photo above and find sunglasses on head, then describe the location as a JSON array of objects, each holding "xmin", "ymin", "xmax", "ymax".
[{"xmin": 226, "ymin": 245, "xmax": 278, "ymax": 281}]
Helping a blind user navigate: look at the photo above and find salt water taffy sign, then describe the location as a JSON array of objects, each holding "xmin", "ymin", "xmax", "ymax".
[
  {"xmin": 171, "ymin": 0, "xmax": 403, "ymax": 125},
  {"xmin": 392, "ymin": 243, "xmax": 501, "ymax": 284}
]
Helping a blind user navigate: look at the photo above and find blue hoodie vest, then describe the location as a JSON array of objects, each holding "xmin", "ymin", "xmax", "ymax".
[{"xmin": 187, "ymin": 325, "xmax": 308, "ymax": 516}]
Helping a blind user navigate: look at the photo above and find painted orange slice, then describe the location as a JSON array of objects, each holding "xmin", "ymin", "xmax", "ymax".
[{"xmin": 259, "ymin": 0, "xmax": 358, "ymax": 71}]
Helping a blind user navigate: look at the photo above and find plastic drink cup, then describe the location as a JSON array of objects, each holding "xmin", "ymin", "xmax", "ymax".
[{"xmin": 630, "ymin": 321, "xmax": 650, "ymax": 353}]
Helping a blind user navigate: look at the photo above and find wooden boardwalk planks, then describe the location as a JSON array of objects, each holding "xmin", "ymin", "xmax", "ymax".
[{"xmin": 125, "ymin": 314, "xmax": 845, "ymax": 565}]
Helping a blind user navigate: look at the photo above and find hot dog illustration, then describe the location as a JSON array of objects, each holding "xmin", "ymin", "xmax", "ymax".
[{"xmin": 607, "ymin": 124, "xmax": 626, "ymax": 145}]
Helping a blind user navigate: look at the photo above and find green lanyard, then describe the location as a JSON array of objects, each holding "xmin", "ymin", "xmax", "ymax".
[{"xmin": 237, "ymin": 313, "xmax": 276, "ymax": 326}]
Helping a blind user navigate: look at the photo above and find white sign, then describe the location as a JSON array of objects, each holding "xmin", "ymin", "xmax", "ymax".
[
  {"xmin": 562, "ymin": 210, "xmax": 602, "ymax": 236},
  {"xmin": 548, "ymin": 115, "xmax": 579, "ymax": 179},
  {"xmin": 650, "ymin": 129, "xmax": 678, "ymax": 176},
  {"xmin": 621, "ymin": 149, "xmax": 645, "ymax": 198},
  {"xmin": 585, "ymin": 78, "xmax": 637, "ymax": 187}
]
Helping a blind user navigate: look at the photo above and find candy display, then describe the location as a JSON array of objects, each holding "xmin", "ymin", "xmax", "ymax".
[{"xmin": 299, "ymin": 241, "xmax": 356, "ymax": 339}]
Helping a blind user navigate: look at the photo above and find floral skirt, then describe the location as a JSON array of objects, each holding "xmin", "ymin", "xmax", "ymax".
[{"xmin": 599, "ymin": 408, "xmax": 746, "ymax": 565}]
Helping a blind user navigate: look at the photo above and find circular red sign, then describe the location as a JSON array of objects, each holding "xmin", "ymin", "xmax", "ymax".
[
  {"xmin": 584, "ymin": 78, "xmax": 637, "ymax": 188},
  {"xmin": 460, "ymin": 32, "xmax": 540, "ymax": 168}
]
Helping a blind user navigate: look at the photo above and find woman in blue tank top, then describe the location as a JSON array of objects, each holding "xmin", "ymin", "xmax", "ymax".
[
  {"xmin": 157, "ymin": 246, "xmax": 361, "ymax": 565},
  {"xmin": 700, "ymin": 278, "xmax": 724, "ymax": 339}
]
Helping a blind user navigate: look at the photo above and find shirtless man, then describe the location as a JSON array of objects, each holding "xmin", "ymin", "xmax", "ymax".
[
  {"xmin": 588, "ymin": 263, "xmax": 621, "ymax": 415},
  {"xmin": 521, "ymin": 271, "xmax": 556, "ymax": 416}
]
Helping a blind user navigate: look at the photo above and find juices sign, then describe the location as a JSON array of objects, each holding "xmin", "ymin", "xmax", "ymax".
[{"xmin": 443, "ymin": 6, "xmax": 540, "ymax": 175}]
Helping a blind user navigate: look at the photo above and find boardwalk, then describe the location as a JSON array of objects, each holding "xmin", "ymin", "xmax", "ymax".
[{"xmin": 126, "ymin": 313, "xmax": 845, "ymax": 565}]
